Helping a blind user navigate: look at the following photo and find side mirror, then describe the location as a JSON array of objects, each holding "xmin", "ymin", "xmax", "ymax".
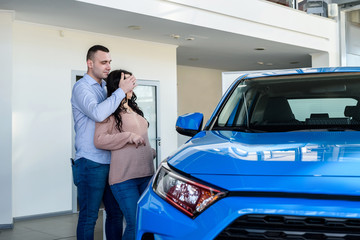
[{"xmin": 176, "ymin": 112, "xmax": 204, "ymax": 137}]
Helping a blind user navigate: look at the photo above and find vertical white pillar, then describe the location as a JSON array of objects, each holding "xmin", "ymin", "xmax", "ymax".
[
  {"xmin": 310, "ymin": 52, "xmax": 329, "ymax": 67},
  {"xmin": 0, "ymin": 11, "xmax": 13, "ymax": 228},
  {"xmin": 339, "ymin": 10, "xmax": 347, "ymax": 66}
]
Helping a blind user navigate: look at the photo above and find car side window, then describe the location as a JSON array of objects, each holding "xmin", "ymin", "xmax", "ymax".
[{"xmin": 218, "ymin": 86, "xmax": 245, "ymax": 127}]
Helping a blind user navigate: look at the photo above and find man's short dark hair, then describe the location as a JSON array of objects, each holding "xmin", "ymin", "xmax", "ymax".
[{"xmin": 86, "ymin": 45, "xmax": 109, "ymax": 61}]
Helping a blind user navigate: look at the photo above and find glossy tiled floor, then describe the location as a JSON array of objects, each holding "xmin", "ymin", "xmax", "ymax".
[{"xmin": 0, "ymin": 211, "xmax": 104, "ymax": 240}]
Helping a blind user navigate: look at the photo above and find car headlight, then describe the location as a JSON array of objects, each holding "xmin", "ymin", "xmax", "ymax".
[{"xmin": 152, "ymin": 162, "xmax": 227, "ymax": 218}]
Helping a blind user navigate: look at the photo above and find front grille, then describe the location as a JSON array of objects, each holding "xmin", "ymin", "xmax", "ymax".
[{"xmin": 215, "ymin": 214, "xmax": 360, "ymax": 240}]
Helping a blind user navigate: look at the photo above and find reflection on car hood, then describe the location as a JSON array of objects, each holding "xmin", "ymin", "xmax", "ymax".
[
  {"xmin": 168, "ymin": 130, "xmax": 360, "ymax": 177},
  {"xmin": 167, "ymin": 131, "xmax": 360, "ymax": 194}
]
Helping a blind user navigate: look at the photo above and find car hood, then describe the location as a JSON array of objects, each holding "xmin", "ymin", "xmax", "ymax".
[{"xmin": 167, "ymin": 130, "xmax": 360, "ymax": 194}]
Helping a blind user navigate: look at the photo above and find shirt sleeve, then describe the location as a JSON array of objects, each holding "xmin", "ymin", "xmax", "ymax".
[
  {"xmin": 94, "ymin": 118, "xmax": 136, "ymax": 150},
  {"xmin": 72, "ymin": 83, "xmax": 125, "ymax": 122}
]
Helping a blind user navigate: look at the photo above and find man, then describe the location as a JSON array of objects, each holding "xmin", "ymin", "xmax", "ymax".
[{"xmin": 71, "ymin": 45, "xmax": 136, "ymax": 239}]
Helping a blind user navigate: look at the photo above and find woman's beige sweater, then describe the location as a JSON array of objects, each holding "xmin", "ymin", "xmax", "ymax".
[{"xmin": 94, "ymin": 112, "xmax": 155, "ymax": 185}]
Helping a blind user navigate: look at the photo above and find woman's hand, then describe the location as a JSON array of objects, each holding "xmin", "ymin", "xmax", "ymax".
[
  {"xmin": 131, "ymin": 134, "xmax": 146, "ymax": 148},
  {"xmin": 152, "ymin": 148, "xmax": 156, "ymax": 159}
]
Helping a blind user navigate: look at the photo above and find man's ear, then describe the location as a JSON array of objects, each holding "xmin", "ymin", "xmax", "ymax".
[{"xmin": 87, "ymin": 59, "xmax": 93, "ymax": 69}]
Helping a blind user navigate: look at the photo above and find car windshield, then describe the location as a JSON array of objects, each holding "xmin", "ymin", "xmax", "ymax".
[{"xmin": 212, "ymin": 72, "xmax": 360, "ymax": 132}]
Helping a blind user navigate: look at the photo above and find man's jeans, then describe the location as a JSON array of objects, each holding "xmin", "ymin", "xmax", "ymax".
[
  {"xmin": 72, "ymin": 158, "xmax": 123, "ymax": 240},
  {"xmin": 110, "ymin": 176, "xmax": 152, "ymax": 240}
]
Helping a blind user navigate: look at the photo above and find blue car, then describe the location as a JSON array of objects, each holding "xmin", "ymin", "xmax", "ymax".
[{"xmin": 136, "ymin": 67, "xmax": 360, "ymax": 240}]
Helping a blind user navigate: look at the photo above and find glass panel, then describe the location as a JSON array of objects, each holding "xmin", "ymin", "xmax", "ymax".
[
  {"xmin": 267, "ymin": 0, "xmax": 294, "ymax": 7},
  {"xmin": 297, "ymin": 0, "xmax": 329, "ymax": 17},
  {"xmin": 289, "ymin": 98, "xmax": 357, "ymax": 121},
  {"xmin": 266, "ymin": 0, "xmax": 330, "ymax": 18},
  {"xmin": 217, "ymin": 85, "xmax": 247, "ymax": 126},
  {"xmin": 134, "ymin": 85, "xmax": 158, "ymax": 167},
  {"xmin": 298, "ymin": 0, "xmax": 307, "ymax": 11},
  {"xmin": 212, "ymin": 73, "xmax": 360, "ymax": 132}
]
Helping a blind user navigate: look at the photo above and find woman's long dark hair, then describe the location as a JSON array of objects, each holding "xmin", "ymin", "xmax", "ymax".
[{"xmin": 106, "ymin": 69, "xmax": 144, "ymax": 132}]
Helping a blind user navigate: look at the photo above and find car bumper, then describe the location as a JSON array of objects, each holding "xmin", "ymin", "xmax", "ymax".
[{"xmin": 136, "ymin": 185, "xmax": 360, "ymax": 240}]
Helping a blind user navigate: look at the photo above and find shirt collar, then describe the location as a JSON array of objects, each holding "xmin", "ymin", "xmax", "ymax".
[{"xmin": 84, "ymin": 73, "xmax": 107, "ymax": 87}]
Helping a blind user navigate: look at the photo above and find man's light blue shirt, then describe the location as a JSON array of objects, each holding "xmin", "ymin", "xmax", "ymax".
[{"xmin": 71, "ymin": 74, "xmax": 125, "ymax": 164}]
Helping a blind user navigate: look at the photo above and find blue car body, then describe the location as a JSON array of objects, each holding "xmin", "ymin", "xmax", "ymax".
[{"xmin": 136, "ymin": 67, "xmax": 360, "ymax": 240}]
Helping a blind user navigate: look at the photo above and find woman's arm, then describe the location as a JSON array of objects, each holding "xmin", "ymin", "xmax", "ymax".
[{"xmin": 94, "ymin": 117, "xmax": 137, "ymax": 150}]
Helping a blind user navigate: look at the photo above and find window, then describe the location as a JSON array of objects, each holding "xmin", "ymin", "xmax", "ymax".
[
  {"xmin": 289, "ymin": 98, "xmax": 357, "ymax": 121},
  {"xmin": 267, "ymin": 0, "xmax": 294, "ymax": 7},
  {"xmin": 213, "ymin": 73, "xmax": 360, "ymax": 132}
]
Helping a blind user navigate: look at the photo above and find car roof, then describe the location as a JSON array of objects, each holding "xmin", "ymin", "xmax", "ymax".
[{"xmin": 236, "ymin": 67, "xmax": 360, "ymax": 81}]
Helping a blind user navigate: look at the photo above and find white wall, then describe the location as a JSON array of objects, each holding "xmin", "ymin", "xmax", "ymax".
[
  {"xmin": 12, "ymin": 21, "xmax": 177, "ymax": 218},
  {"xmin": 0, "ymin": 11, "xmax": 13, "ymax": 227}
]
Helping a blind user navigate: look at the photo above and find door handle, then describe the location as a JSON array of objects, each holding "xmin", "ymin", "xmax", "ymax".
[{"xmin": 156, "ymin": 137, "xmax": 161, "ymax": 146}]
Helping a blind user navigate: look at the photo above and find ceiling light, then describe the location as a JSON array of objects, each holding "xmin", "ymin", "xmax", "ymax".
[
  {"xmin": 257, "ymin": 61, "xmax": 264, "ymax": 65},
  {"xmin": 127, "ymin": 25, "xmax": 142, "ymax": 30},
  {"xmin": 254, "ymin": 48, "xmax": 265, "ymax": 51},
  {"xmin": 266, "ymin": 63, "xmax": 273, "ymax": 66},
  {"xmin": 186, "ymin": 37, "xmax": 195, "ymax": 41}
]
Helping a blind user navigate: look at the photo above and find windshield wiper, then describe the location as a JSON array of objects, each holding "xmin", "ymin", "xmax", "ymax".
[
  {"xmin": 213, "ymin": 126, "xmax": 265, "ymax": 133},
  {"xmin": 326, "ymin": 127, "xmax": 357, "ymax": 131},
  {"xmin": 234, "ymin": 126, "xmax": 254, "ymax": 132}
]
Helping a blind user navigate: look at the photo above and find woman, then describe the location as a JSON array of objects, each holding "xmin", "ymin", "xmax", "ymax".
[{"xmin": 94, "ymin": 69, "xmax": 155, "ymax": 240}]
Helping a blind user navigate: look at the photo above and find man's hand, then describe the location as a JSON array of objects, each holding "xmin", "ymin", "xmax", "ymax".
[{"xmin": 119, "ymin": 72, "xmax": 137, "ymax": 93}]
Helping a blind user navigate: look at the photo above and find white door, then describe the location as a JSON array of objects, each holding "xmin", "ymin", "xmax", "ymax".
[{"xmin": 135, "ymin": 80, "xmax": 161, "ymax": 168}]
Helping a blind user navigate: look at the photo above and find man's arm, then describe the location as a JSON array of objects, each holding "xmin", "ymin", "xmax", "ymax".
[
  {"xmin": 72, "ymin": 74, "xmax": 136, "ymax": 122},
  {"xmin": 72, "ymin": 84, "xmax": 125, "ymax": 122}
]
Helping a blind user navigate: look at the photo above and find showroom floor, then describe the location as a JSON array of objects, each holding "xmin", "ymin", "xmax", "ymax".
[{"xmin": 0, "ymin": 211, "xmax": 104, "ymax": 240}]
